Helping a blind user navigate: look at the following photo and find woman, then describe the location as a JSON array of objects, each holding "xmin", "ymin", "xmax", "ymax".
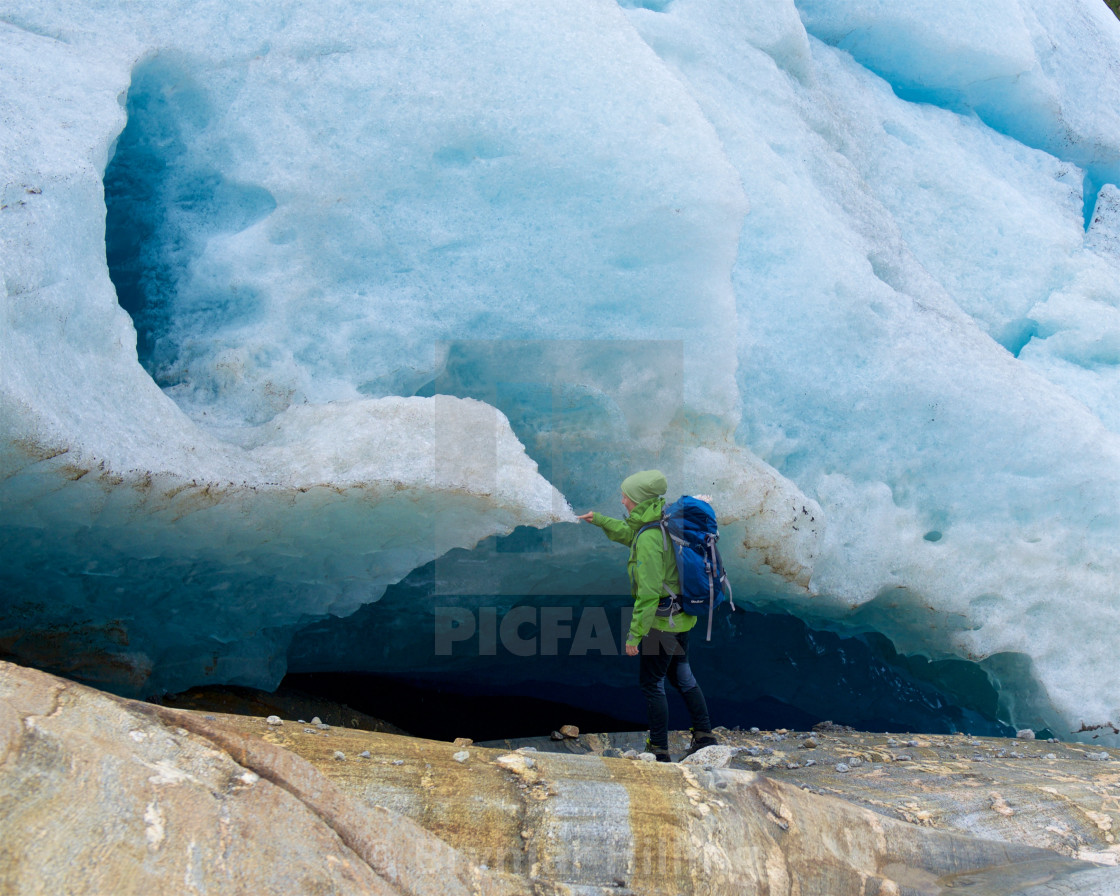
[{"xmin": 577, "ymin": 469, "xmax": 717, "ymax": 761}]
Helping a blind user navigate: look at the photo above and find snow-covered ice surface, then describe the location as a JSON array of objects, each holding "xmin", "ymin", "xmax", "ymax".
[{"xmin": 3, "ymin": 0, "xmax": 1120, "ymax": 739}]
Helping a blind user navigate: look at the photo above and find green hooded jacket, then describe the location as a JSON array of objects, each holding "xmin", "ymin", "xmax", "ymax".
[{"xmin": 590, "ymin": 496, "xmax": 696, "ymax": 646}]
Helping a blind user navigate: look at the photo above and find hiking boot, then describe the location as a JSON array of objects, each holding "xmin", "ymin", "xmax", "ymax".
[
  {"xmin": 683, "ymin": 730, "xmax": 718, "ymax": 758},
  {"xmin": 645, "ymin": 739, "xmax": 672, "ymax": 763}
]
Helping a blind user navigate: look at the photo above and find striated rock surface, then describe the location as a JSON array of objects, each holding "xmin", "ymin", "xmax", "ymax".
[
  {"xmin": 0, "ymin": 661, "xmax": 535, "ymax": 896},
  {"xmin": 4, "ymin": 660, "xmax": 1120, "ymax": 895}
]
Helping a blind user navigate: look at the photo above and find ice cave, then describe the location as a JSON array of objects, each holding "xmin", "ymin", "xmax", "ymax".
[{"xmin": 3, "ymin": 0, "xmax": 1120, "ymax": 744}]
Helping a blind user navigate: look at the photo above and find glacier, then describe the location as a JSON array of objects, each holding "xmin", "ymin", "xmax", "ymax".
[{"xmin": 2, "ymin": 0, "xmax": 1120, "ymax": 741}]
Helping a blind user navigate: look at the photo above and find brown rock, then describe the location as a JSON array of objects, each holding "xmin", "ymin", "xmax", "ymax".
[
  {"xmin": 0, "ymin": 660, "xmax": 532, "ymax": 896},
  {"xmin": 4, "ymin": 661, "xmax": 1118, "ymax": 896}
]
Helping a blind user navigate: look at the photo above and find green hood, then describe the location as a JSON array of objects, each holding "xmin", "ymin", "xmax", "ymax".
[{"xmin": 621, "ymin": 470, "xmax": 667, "ymax": 505}]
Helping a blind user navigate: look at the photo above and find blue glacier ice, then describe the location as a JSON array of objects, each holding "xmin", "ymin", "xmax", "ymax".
[{"xmin": 3, "ymin": 0, "xmax": 1120, "ymax": 741}]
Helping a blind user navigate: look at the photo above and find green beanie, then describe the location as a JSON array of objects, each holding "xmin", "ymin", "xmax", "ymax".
[{"xmin": 621, "ymin": 470, "xmax": 668, "ymax": 504}]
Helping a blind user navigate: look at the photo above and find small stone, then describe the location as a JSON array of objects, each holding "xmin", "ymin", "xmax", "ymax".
[
  {"xmin": 392, "ymin": 759, "xmax": 405, "ymax": 766},
  {"xmin": 317, "ymin": 723, "xmax": 330, "ymax": 730},
  {"xmin": 622, "ymin": 749, "xmax": 639, "ymax": 759},
  {"xmin": 550, "ymin": 731, "xmax": 565, "ymax": 741},
  {"xmin": 835, "ymin": 763, "xmax": 850, "ymax": 773},
  {"xmin": 749, "ymin": 727, "xmax": 760, "ymax": 734},
  {"xmin": 848, "ymin": 757, "xmax": 862, "ymax": 767},
  {"xmin": 908, "ymin": 740, "xmax": 920, "ymax": 748},
  {"xmin": 304, "ymin": 728, "xmax": 316, "ymax": 734},
  {"xmin": 311, "ymin": 717, "xmax": 322, "ymax": 725},
  {"xmin": 1016, "ymin": 729, "xmax": 1036, "ymax": 740},
  {"xmin": 333, "ymin": 751, "xmax": 346, "ymax": 761},
  {"xmin": 559, "ymin": 725, "xmax": 579, "ymax": 738},
  {"xmin": 801, "ymin": 737, "xmax": 818, "ymax": 749},
  {"xmin": 359, "ymin": 750, "xmax": 371, "ymax": 759},
  {"xmin": 516, "ymin": 746, "xmax": 538, "ymax": 753},
  {"xmin": 895, "ymin": 754, "xmax": 912, "ymax": 762},
  {"xmin": 804, "ymin": 759, "xmax": 816, "ymax": 767},
  {"xmin": 453, "ymin": 737, "xmax": 473, "ymax": 747},
  {"xmin": 453, "ymin": 751, "xmax": 470, "ymax": 763},
  {"xmin": 638, "ymin": 752, "xmax": 657, "ymax": 762},
  {"xmin": 746, "ymin": 747, "xmax": 761, "ymax": 757},
  {"xmin": 298, "ymin": 719, "xmax": 306, "ymax": 724},
  {"xmin": 1044, "ymin": 753, "xmax": 1058, "ymax": 760},
  {"xmin": 266, "ymin": 715, "xmax": 282, "ymax": 726},
  {"xmin": 681, "ymin": 745, "xmax": 738, "ymax": 768},
  {"xmin": 1089, "ymin": 752, "xmax": 1110, "ymax": 761}
]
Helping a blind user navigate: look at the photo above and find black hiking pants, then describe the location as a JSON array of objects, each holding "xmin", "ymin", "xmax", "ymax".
[{"xmin": 638, "ymin": 628, "xmax": 711, "ymax": 749}]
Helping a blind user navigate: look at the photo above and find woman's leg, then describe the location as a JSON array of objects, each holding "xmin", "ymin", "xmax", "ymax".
[
  {"xmin": 639, "ymin": 630, "xmax": 675, "ymax": 749},
  {"xmin": 665, "ymin": 631, "xmax": 713, "ymax": 735}
]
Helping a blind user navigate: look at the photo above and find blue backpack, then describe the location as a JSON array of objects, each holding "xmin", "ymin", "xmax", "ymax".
[{"xmin": 634, "ymin": 496, "xmax": 734, "ymax": 640}]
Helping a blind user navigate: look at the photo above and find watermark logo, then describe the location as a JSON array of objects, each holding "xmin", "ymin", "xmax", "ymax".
[{"xmin": 435, "ymin": 606, "xmax": 633, "ymax": 656}]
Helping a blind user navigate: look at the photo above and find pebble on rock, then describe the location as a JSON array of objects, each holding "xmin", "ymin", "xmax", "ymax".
[{"xmin": 453, "ymin": 751, "xmax": 470, "ymax": 763}]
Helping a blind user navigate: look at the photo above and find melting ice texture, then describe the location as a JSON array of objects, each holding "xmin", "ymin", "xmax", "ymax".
[{"xmin": 2, "ymin": 0, "xmax": 1120, "ymax": 738}]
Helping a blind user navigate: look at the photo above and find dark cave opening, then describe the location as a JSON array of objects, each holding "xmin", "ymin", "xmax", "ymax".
[{"xmin": 279, "ymin": 597, "xmax": 1019, "ymax": 743}]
